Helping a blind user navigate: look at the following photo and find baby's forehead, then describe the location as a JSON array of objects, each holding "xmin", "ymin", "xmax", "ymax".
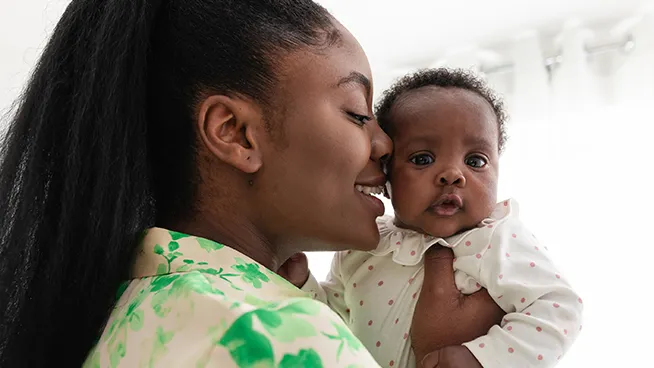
[
  {"xmin": 391, "ymin": 87, "xmax": 492, "ymax": 117},
  {"xmin": 388, "ymin": 89, "xmax": 499, "ymax": 151},
  {"xmin": 394, "ymin": 124, "xmax": 496, "ymax": 150},
  {"xmin": 393, "ymin": 92, "xmax": 496, "ymax": 130}
]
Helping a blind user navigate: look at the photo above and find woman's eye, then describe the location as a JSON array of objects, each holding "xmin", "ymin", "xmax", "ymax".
[
  {"xmin": 465, "ymin": 155, "xmax": 488, "ymax": 168},
  {"xmin": 348, "ymin": 112, "xmax": 372, "ymax": 126},
  {"xmin": 410, "ymin": 154, "xmax": 434, "ymax": 166}
]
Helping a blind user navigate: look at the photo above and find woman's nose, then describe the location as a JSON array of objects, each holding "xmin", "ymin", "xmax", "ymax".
[{"xmin": 369, "ymin": 122, "xmax": 393, "ymax": 163}]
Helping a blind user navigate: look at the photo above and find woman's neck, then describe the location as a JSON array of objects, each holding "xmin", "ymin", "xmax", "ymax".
[{"xmin": 164, "ymin": 213, "xmax": 281, "ymax": 272}]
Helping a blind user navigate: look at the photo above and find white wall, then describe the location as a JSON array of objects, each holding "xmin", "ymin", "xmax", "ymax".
[
  {"xmin": 2, "ymin": 2, "xmax": 651, "ymax": 367},
  {"xmin": 0, "ymin": 0, "xmax": 68, "ymax": 127}
]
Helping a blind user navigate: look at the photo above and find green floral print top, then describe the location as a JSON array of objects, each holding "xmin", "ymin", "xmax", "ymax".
[{"xmin": 84, "ymin": 228, "xmax": 380, "ymax": 368}]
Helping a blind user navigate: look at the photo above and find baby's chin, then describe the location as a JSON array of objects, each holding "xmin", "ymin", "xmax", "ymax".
[
  {"xmin": 422, "ymin": 226, "xmax": 461, "ymax": 239},
  {"xmin": 419, "ymin": 214, "xmax": 484, "ymax": 239}
]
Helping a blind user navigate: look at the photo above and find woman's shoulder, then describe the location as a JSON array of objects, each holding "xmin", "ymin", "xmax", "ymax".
[
  {"xmin": 85, "ymin": 273, "xmax": 242, "ymax": 367},
  {"xmin": 86, "ymin": 271, "xmax": 380, "ymax": 367}
]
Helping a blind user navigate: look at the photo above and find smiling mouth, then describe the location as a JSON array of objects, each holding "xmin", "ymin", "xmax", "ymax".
[
  {"xmin": 429, "ymin": 194, "xmax": 463, "ymax": 216},
  {"xmin": 355, "ymin": 184, "xmax": 385, "ymax": 216},
  {"xmin": 355, "ymin": 185, "xmax": 384, "ymax": 196}
]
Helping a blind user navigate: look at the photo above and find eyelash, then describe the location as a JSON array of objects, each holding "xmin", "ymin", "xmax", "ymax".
[
  {"xmin": 465, "ymin": 154, "xmax": 489, "ymax": 168},
  {"xmin": 408, "ymin": 153, "xmax": 490, "ymax": 168},
  {"xmin": 348, "ymin": 112, "xmax": 372, "ymax": 126},
  {"xmin": 409, "ymin": 153, "xmax": 434, "ymax": 166}
]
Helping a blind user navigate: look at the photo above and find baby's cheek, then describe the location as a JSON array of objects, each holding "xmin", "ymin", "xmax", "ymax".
[
  {"xmin": 477, "ymin": 176, "xmax": 498, "ymax": 215},
  {"xmin": 485, "ymin": 182, "xmax": 497, "ymax": 206},
  {"xmin": 390, "ymin": 173, "xmax": 425, "ymax": 219}
]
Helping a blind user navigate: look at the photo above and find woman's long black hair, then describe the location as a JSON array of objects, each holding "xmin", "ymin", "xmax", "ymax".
[{"xmin": 0, "ymin": 0, "xmax": 336, "ymax": 365}]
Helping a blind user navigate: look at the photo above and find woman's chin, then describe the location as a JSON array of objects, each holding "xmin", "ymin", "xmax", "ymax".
[
  {"xmin": 315, "ymin": 215, "xmax": 381, "ymax": 252},
  {"xmin": 342, "ymin": 228, "xmax": 380, "ymax": 252}
]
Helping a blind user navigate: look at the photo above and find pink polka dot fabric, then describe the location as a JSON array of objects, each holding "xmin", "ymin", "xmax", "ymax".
[{"xmin": 301, "ymin": 199, "xmax": 584, "ymax": 368}]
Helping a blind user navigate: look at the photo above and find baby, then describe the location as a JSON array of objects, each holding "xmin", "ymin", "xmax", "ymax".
[{"xmin": 300, "ymin": 68, "xmax": 583, "ymax": 367}]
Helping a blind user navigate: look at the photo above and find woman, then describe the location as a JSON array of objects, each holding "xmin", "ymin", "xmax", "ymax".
[{"xmin": 0, "ymin": 0, "xmax": 503, "ymax": 367}]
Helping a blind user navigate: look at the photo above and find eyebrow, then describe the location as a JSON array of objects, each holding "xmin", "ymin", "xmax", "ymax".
[
  {"xmin": 397, "ymin": 135, "xmax": 438, "ymax": 153},
  {"xmin": 336, "ymin": 72, "xmax": 371, "ymax": 100},
  {"xmin": 464, "ymin": 136, "xmax": 495, "ymax": 151}
]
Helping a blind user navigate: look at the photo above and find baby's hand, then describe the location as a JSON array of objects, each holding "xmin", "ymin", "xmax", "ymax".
[
  {"xmin": 277, "ymin": 252, "xmax": 310, "ymax": 288},
  {"xmin": 421, "ymin": 346, "xmax": 482, "ymax": 368}
]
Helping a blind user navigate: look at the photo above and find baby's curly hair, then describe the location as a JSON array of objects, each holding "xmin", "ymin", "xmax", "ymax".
[{"xmin": 374, "ymin": 68, "xmax": 508, "ymax": 153}]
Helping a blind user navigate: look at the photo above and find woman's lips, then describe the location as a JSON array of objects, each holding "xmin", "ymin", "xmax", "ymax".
[{"xmin": 355, "ymin": 184, "xmax": 386, "ymax": 216}]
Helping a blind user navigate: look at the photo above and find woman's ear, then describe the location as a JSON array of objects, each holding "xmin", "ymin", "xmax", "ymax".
[{"xmin": 196, "ymin": 95, "xmax": 263, "ymax": 174}]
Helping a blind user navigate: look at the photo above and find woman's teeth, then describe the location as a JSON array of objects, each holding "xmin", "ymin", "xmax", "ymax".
[{"xmin": 355, "ymin": 185, "xmax": 384, "ymax": 195}]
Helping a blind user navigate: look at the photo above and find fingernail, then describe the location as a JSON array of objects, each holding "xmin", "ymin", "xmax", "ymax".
[{"xmin": 421, "ymin": 352, "xmax": 439, "ymax": 368}]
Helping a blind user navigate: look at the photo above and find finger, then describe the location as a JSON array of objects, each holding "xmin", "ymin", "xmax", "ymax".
[
  {"xmin": 468, "ymin": 286, "xmax": 493, "ymax": 301},
  {"xmin": 278, "ymin": 252, "xmax": 309, "ymax": 286},
  {"xmin": 289, "ymin": 252, "xmax": 308, "ymax": 265},
  {"xmin": 292, "ymin": 252, "xmax": 308, "ymax": 274},
  {"xmin": 463, "ymin": 288, "xmax": 505, "ymax": 324},
  {"xmin": 421, "ymin": 246, "xmax": 457, "ymax": 289},
  {"xmin": 465, "ymin": 287, "xmax": 499, "ymax": 309},
  {"xmin": 420, "ymin": 349, "xmax": 441, "ymax": 368},
  {"xmin": 276, "ymin": 262, "xmax": 291, "ymax": 281},
  {"xmin": 289, "ymin": 252, "xmax": 309, "ymax": 284}
]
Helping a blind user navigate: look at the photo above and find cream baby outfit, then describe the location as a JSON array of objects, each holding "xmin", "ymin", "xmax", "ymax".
[{"xmin": 303, "ymin": 199, "xmax": 583, "ymax": 368}]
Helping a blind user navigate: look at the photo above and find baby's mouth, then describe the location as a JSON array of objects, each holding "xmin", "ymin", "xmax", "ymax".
[{"xmin": 429, "ymin": 194, "xmax": 463, "ymax": 216}]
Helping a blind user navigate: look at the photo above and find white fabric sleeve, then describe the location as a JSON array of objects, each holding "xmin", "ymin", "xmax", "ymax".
[
  {"xmin": 300, "ymin": 272, "xmax": 328, "ymax": 304},
  {"xmin": 464, "ymin": 220, "xmax": 584, "ymax": 368},
  {"xmin": 300, "ymin": 252, "xmax": 351, "ymax": 323}
]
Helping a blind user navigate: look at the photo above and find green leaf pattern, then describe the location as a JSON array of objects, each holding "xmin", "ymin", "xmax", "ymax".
[
  {"xmin": 83, "ymin": 228, "xmax": 377, "ymax": 368},
  {"xmin": 231, "ymin": 257, "xmax": 270, "ymax": 289},
  {"xmin": 278, "ymin": 349, "xmax": 324, "ymax": 368},
  {"xmin": 322, "ymin": 322, "xmax": 365, "ymax": 361}
]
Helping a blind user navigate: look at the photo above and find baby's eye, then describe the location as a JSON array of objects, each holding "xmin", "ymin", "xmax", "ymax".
[
  {"xmin": 465, "ymin": 155, "xmax": 488, "ymax": 168},
  {"xmin": 410, "ymin": 154, "xmax": 434, "ymax": 166}
]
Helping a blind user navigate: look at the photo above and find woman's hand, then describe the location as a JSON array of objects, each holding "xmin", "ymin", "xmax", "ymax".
[
  {"xmin": 277, "ymin": 252, "xmax": 310, "ymax": 288},
  {"xmin": 420, "ymin": 346, "xmax": 482, "ymax": 368},
  {"xmin": 411, "ymin": 246, "xmax": 505, "ymax": 363}
]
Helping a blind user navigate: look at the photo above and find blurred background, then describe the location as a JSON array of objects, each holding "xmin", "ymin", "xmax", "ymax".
[{"xmin": 2, "ymin": 1, "xmax": 653, "ymax": 366}]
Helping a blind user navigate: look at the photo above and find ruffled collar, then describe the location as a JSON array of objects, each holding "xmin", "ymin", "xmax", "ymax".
[{"xmin": 370, "ymin": 198, "xmax": 517, "ymax": 266}]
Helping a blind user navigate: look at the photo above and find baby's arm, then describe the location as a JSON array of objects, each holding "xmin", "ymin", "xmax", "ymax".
[
  {"xmin": 300, "ymin": 251, "xmax": 351, "ymax": 323},
  {"xmin": 462, "ymin": 220, "xmax": 583, "ymax": 367}
]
